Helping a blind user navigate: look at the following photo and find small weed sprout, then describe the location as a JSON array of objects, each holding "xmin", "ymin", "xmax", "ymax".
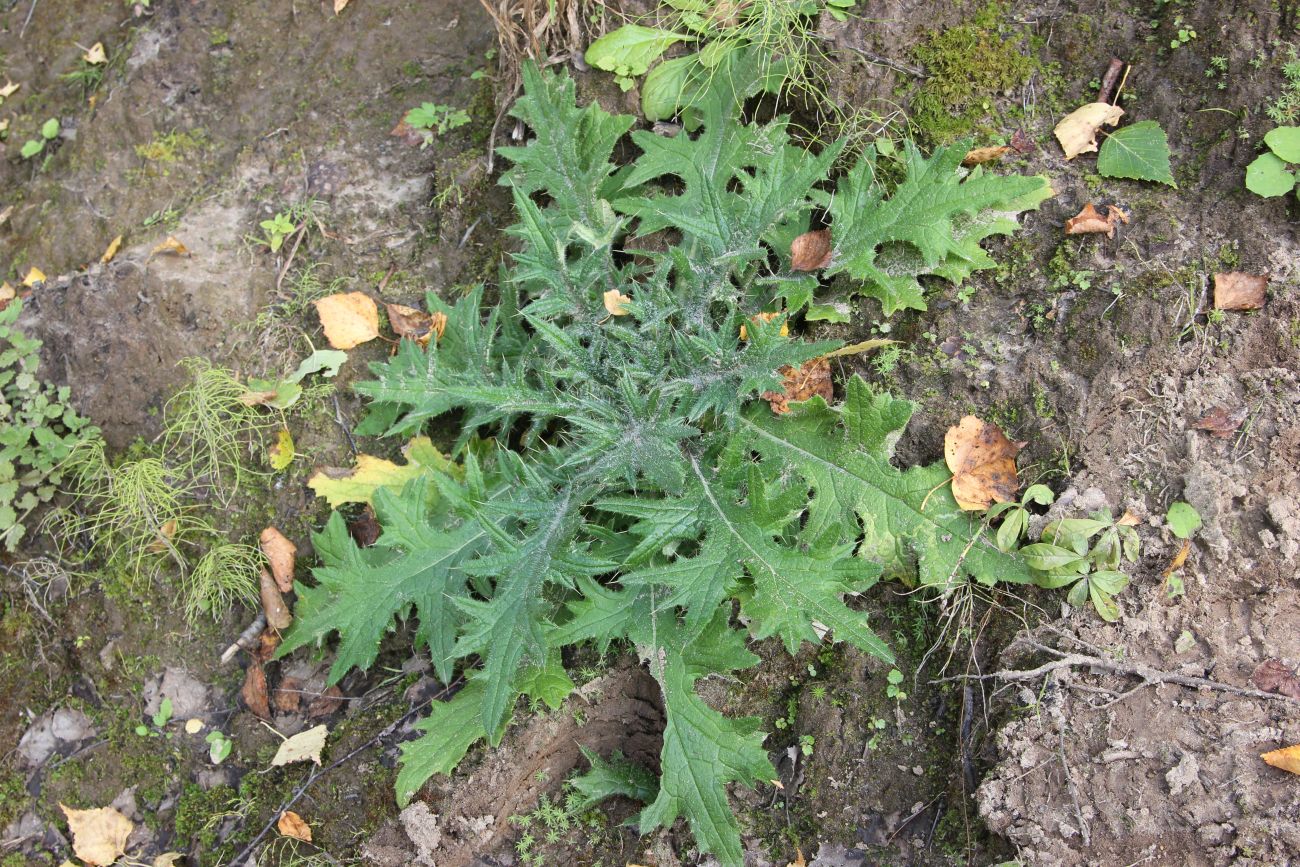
[
  {"xmin": 403, "ymin": 102, "xmax": 471, "ymax": 147},
  {"xmin": 20, "ymin": 118, "xmax": 60, "ymax": 160},
  {"xmin": 258, "ymin": 211, "xmax": 297, "ymax": 253}
]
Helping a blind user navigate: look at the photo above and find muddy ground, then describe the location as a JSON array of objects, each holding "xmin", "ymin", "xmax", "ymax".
[{"xmin": 1, "ymin": 0, "xmax": 1298, "ymax": 865}]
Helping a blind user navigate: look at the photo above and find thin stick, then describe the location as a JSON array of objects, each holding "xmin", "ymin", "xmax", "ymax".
[
  {"xmin": 1097, "ymin": 58, "xmax": 1125, "ymax": 104},
  {"xmin": 19, "ymin": 0, "xmax": 37, "ymax": 39},
  {"xmin": 932, "ymin": 645, "xmax": 1300, "ymax": 706}
]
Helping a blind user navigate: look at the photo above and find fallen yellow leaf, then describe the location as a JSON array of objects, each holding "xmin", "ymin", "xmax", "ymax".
[
  {"xmin": 603, "ymin": 289, "xmax": 631, "ymax": 316},
  {"xmin": 184, "ymin": 718, "xmax": 204, "ymax": 734},
  {"xmin": 101, "ymin": 234, "xmax": 123, "ymax": 263},
  {"xmin": 23, "ymin": 266, "xmax": 46, "ymax": 287},
  {"xmin": 268, "ymin": 428, "xmax": 295, "ymax": 471},
  {"xmin": 61, "ymin": 804, "xmax": 134, "ymax": 867},
  {"xmin": 0, "ymin": 282, "xmax": 15, "ymax": 312},
  {"xmin": 83, "ymin": 42, "xmax": 107, "ymax": 64},
  {"xmin": 944, "ymin": 416, "xmax": 1025, "ymax": 510},
  {"xmin": 1054, "ymin": 102, "xmax": 1124, "ymax": 159},
  {"xmin": 314, "ymin": 291, "xmax": 380, "ymax": 349},
  {"xmin": 1262, "ymin": 744, "xmax": 1300, "ymax": 775},
  {"xmin": 154, "ymin": 855, "xmax": 185, "ymax": 867},
  {"xmin": 148, "ymin": 236, "xmax": 190, "ymax": 259},
  {"xmin": 334, "ymin": 0, "xmax": 350, "ymax": 12},
  {"xmin": 271, "ymin": 724, "xmax": 329, "ymax": 767},
  {"xmin": 278, "ymin": 809, "xmax": 313, "ymax": 841},
  {"xmin": 0, "ymin": 80, "xmax": 20, "ymax": 99},
  {"xmin": 308, "ymin": 437, "xmax": 452, "ymax": 507}
]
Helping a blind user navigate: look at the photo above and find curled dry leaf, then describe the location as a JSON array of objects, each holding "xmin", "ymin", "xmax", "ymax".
[
  {"xmin": 762, "ymin": 357, "xmax": 832, "ymax": 415},
  {"xmin": 314, "ymin": 291, "xmax": 380, "ymax": 349},
  {"xmin": 260, "ymin": 567, "xmax": 293, "ymax": 630},
  {"xmin": 259, "ymin": 526, "xmax": 298, "ymax": 593},
  {"xmin": 1162, "ymin": 538, "xmax": 1190, "ymax": 584},
  {"xmin": 148, "ymin": 236, "xmax": 189, "ymax": 259},
  {"xmin": 1250, "ymin": 659, "xmax": 1300, "ymax": 701},
  {"xmin": 1192, "ymin": 405, "xmax": 1247, "ymax": 439},
  {"xmin": 739, "ymin": 311, "xmax": 789, "ymax": 340},
  {"xmin": 386, "ymin": 302, "xmax": 446, "ymax": 346},
  {"xmin": 101, "ymin": 234, "xmax": 123, "ymax": 263},
  {"xmin": 0, "ymin": 282, "xmax": 15, "ymax": 312},
  {"xmin": 786, "ymin": 849, "xmax": 807, "ymax": 867},
  {"xmin": 61, "ymin": 804, "xmax": 133, "ymax": 866},
  {"xmin": 273, "ymin": 676, "xmax": 303, "ymax": 713},
  {"xmin": 278, "ymin": 809, "xmax": 313, "ymax": 842},
  {"xmin": 1054, "ymin": 102, "xmax": 1124, "ymax": 159},
  {"xmin": 1213, "ymin": 272, "xmax": 1267, "ymax": 311},
  {"xmin": 389, "ymin": 118, "xmax": 425, "ymax": 148},
  {"xmin": 1064, "ymin": 203, "xmax": 1129, "ymax": 238},
  {"xmin": 0, "ymin": 80, "xmax": 19, "ymax": 99},
  {"xmin": 307, "ymin": 685, "xmax": 346, "ymax": 719},
  {"xmin": 348, "ymin": 505, "xmax": 382, "ymax": 547},
  {"xmin": 146, "ymin": 518, "xmax": 179, "ymax": 553},
  {"xmin": 83, "ymin": 42, "xmax": 107, "ymax": 64},
  {"xmin": 944, "ymin": 416, "xmax": 1025, "ymax": 510},
  {"xmin": 271, "ymin": 723, "xmax": 329, "ymax": 767},
  {"xmin": 603, "ymin": 289, "xmax": 631, "ymax": 316},
  {"xmin": 1262, "ymin": 744, "xmax": 1300, "ymax": 775},
  {"xmin": 334, "ymin": 0, "xmax": 350, "ymax": 12},
  {"xmin": 790, "ymin": 229, "xmax": 832, "ymax": 270},
  {"xmin": 23, "ymin": 266, "xmax": 46, "ymax": 287},
  {"xmin": 962, "ymin": 145, "xmax": 1013, "ymax": 167},
  {"xmin": 242, "ymin": 662, "xmax": 272, "ymax": 719}
]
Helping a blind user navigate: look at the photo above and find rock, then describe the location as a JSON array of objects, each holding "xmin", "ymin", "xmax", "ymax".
[
  {"xmin": 16, "ymin": 707, "xmax": 95, "ymax": 768},
  {"xmin": 143, "ymin": 668, "xmax": 210, "ymax": 720},
  {"xmin": 1166, "ymin": 752, "xmax": 1201, "ymax": 797},
  {"xmin": 399, "ymin": 802, "xmax": 441, "ymax": 865}
]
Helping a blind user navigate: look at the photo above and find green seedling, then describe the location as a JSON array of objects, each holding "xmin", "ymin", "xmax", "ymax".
[
  {"xmin": 258, "ymin": 211, "xmax": 297, "ymax": 253},
  {"xmin": 1166, "ymin": 501, "xmax": 1201, "ymax": 539},
  {"xmin": 885, "ymin": 668, "xmax": 907, "ymax": 701},
  {"xmin": 20, "ymin": 118, "xmax": 60, "ymax": 159},
  {"xmin": 1022, "ymin": 509, "xmax": 1141, "ymax": 621},
  {"xmin": 403, "ymin": 102, "xmax": 470, "ymax": 147},
  {"xmin": 1245, "ymin": 127, "xmax": 1300, "ymax": 198},
  {"xmin": 988, "ymin": 483, "xmax": 1055, "ymax": 552},
  {"xmin": 205, "ymin": 730, "xmax": 233, "ymax": 764}
]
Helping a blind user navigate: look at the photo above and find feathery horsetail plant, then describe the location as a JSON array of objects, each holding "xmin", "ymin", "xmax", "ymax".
[{"xmin": 278, "ymin": 52, "xmax": 1049, "ymax": 865}]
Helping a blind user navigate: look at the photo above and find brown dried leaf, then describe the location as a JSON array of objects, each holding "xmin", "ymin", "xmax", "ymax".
[
  {"xmin": 1009, "ymin": 129, "xmax": 1035, "ymax": 154},
  {"xmin": 1251, "ymin": 659, "xmax": 1300, "ymax": 701},
  {"xmin": 787, "ymin": 850, "xmax": 807, "ymax": 867},
  {"xmin": 603, "ymin": 289, "xmax": 631, "ymax": 316},
  {"xmin": 1162, "ymin": 538, "xmax": 1190, "ymax": 582},
  {"xmin": 389, "ymin": 117, "xmax": 425, "ymax": 147},
  {"xmin": 101, "ymin": 234, "xmax": 123, "ymax": 264},
  {"xmin": 944, "ymin": 416, "xmax": 1025, "ymax": 511},
  {"xmin": 0, "ymin": 282, "xmax": 16, "ymax": 313},
  {"xmin": 790, "ymin": 229, "xmax": 832, "ymax": 270},
  {"xmin": 1213, "ymin": 272, "xmax": 1267, "ymax": 311},
  {"xmin": 1262, "ymin": 744, "xmax": 1300, "ymax": 775},
  {"xmin": 278, "ymin": 810, "xmax": 313, "ymax": 842},
  {"xmin": 1064, "ymin": 203, "xmax": 1129, "ymax": 238},
  {"xmin": 242, "ymin": 663, "xmax": 271, "ymax": 719},
  {"xmin": 1192, "ymin": 405, "xmax": 1247, "ymax": 439},
  {"xmin": 761, "ymin": 357, "xmax": 832, "ymax": 415},
  {"xmin": 148, "ymin": 236, "xmax": 190, "ymax": 259},
  {"xmin": 146, "ymin": 518, "xmax": 179, "ymax": 553},
  {"xmin": 962, "ymin": 145, "xmax": 1013, "ymax": 167},
  {"xmin": 386, "ymin": 302, "xmax": 445, "ymax": 346},
  {"xmin": 260, "ymin": 527, "xmax": 298, "ymax": 593},
  {"xmin": 348, "ymin": 505, "xmax": 382, "ymax": 548},
  {"xmin": 60, "ymin": 804, "xmax": 133, "ymax": 866},
  {"xmin": 314, "ymin": 291, "xmax": 380, "ymax": 349},
  {"xmin": 307, "ymin": 685, "xmax": 345, "ymax": 719},
  {"xmin": 1054, "ymin": 102, "xmax": 1125, "ymax": 159},
  {"xmin": 273, "ymin": 676, "xmax": 304, "ymax": 713},
  {"xmin": 260, "ymin": 567, "xmax": 293, "ymax": 630}
]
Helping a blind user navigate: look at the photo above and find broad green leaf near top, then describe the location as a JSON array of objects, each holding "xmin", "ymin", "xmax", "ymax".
[
  {"xmin": 1264, "ymin": 125, "xmax": 1300, "ymax": 162},
  {"xmin": 1096, "ymin": 120, "xmax": 1176, "ymax": 186},
  {"xmin": 584, "ymin": 25, "xmax": 695, "ymax": 79},
  {"xmin": 1245, "ymin": 152, "xmax": 1296, "ymax": 197}
]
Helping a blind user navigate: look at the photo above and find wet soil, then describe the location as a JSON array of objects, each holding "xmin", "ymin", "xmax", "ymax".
[{"xmin": 2, "ymin": 0, "xmax": 1298, "ymax": 865}]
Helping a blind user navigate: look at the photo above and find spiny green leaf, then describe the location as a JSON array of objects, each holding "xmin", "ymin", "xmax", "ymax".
[
  {"xmin": 396, "ymin": 679, "xmax": 509, "ymax": 805},
  {"xmin": 571, "ymin": 747, "xmax": 660, "ymax": 811}
]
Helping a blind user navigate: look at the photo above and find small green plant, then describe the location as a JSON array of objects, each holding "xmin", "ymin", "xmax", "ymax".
[
  {"xmin": 0, "ymin": 299, "xmax": 100, "ymax": 550},
  {"xmin": 402, "ymin": 102, "xmax": 471, "ymax": 146},
  {"xmin": 1266, "ymin": 47, "xmax": 1300, "ymax": 124},
  {"xmin": 988, "ymin": 483, "xmax": 1055, "ymax": 552},
  {"xmin": 279, "ymin": 58, "xmax": 1046, "ymax": 866},
  {"xmin": 20, "ymin": 118, "xmax": 60, "ymax": 160},
  {"xmin": 206, "ymin": 729, "xmax": 233, "ymax": 764},
  {"xmin": 185, "ymin": 543, "xmax": 261, "ymax": 622},
  {"xmin": 1166, "ymin": 501, "xmax": 1201, "ymax": 539},
  {"xmin": 1022, "ymin": 510, "xmax": 1141, "ymax": 621},
  {"xmin": 1245, "ymin": 127, "xmax": 1300, "ymax": 198},
  {"xmin": 258, "ymin": 211, "xmax": 297, "ymax": 253},
  {"xmin": 135, "ymin": 697, "xmax": 173, "ymax": 737},
  {"xmin": 884, "ymin": 668, "xmax": 907, "ymax": 701},
  {"xmin": 1168, "ymin": 18, "xmax": 1197, "ymax": 50},
  {"xmin": 584, "ymin": 0, "xmax": 856, "ymax": 122}
]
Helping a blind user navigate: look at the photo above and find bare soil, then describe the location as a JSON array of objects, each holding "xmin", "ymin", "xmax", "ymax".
[{"xmin": 2, "ymin": 0, "xmax": 1298, "ymax": 865}]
